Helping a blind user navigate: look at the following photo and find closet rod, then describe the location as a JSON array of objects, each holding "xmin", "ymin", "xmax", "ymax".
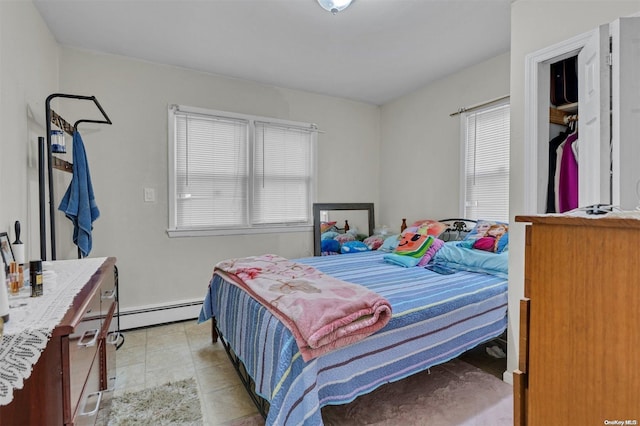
[
  {"xmin": 40, "ymin": 93, "xmax": 112, "ymax": 261},
  {"xmin": 449, "ymin": 95, "xmax": 510, "ymax": 117}
]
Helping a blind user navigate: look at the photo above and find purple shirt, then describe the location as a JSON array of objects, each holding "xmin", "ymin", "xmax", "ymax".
[{"xmin": 558, "ymin": 131, "xmax": 578, "ymax": 213}]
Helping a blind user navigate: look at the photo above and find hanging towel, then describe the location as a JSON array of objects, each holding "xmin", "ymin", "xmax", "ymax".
[{"xmin": 58, "ymin": 131, "xmax": 100, "ymax": 257}]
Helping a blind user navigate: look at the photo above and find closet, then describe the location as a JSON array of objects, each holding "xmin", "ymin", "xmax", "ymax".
[{"xmin": 526, "ymin": 17, "xmax": 640, "ymax": 213}]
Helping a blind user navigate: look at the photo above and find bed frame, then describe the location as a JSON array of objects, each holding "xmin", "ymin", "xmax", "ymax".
[
  {"xmin": 210, "ymin": 318, "xmax": 270, "ymax": 418},
  {"xmin": 208, "ymin": 213, "xmax": 481, "ymax": 420}
]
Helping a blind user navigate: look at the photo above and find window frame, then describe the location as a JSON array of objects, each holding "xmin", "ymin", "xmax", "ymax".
[
  {"xmin": 167, "ymin": 104, "xmax": 317, "ymax": 237},
  {"xmin": 458, "ymin": 98, "xmax": 510, "ymax": 222}
]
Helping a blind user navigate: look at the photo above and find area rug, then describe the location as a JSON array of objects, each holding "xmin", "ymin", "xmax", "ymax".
[
  {"xmin": 107, "ymin": 378, "xmax": 203, "ymax": 426},
  {"xmin": 230, "ymin": 358, "xmax": 512, "ymax": 425}
]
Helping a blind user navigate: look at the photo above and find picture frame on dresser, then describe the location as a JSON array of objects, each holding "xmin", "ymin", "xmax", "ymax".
[{"xmin": 0, "ymin": 232, "xmax": 13, "ymax": 272}]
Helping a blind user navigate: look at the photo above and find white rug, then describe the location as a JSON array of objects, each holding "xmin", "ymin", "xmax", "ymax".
[{"xmin": 106, "ymin": 378, "xmax": 203, "ymax": 426}]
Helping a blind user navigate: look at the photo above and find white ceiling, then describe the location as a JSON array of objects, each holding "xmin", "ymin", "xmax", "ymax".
[{"xmin": 33, "ymin": 0, "xmax": 511, "ymax": 106}]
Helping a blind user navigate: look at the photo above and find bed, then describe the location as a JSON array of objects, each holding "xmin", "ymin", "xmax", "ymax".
[{"xmin": 198, "ymin": 211, "xmax": 509, "ymax": 426}]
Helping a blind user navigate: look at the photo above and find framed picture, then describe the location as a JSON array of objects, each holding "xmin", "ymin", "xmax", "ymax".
[{"xmin": 0, "ymin": 232, "xmax": 14, "ymax": 272}]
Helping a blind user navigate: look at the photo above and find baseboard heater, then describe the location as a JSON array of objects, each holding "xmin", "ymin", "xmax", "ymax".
[{"xmin": 118, "ymin": 299, "xmax": 203, "ymax": 330}]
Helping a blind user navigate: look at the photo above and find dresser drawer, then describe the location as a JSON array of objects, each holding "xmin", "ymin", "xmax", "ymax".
[{"xmin": 73, "ymin": 349, "xmax": 102, "ymax": 426}]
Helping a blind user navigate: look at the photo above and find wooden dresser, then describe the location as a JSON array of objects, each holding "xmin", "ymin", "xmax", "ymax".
[
  {"xmin": 514, "ymin": 216, "xmax": 639, "ymax": 425},
  {"xmin": 0, "ymin": 257, "xmax": 118, "ymax": 425}
]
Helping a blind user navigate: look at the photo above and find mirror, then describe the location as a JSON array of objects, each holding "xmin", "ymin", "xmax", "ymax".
[{"xmin": 313, "ymin": 203, "xmax": 375, "ymax": 256}]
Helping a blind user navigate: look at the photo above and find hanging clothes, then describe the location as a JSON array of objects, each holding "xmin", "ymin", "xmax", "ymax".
[
  {"xmin": 557, "ymin": 130, "xmax": 579, "ymax": 212},
  {"xmin": 546, "ymin": 129, "xmax": 570, "ymax": 213}
]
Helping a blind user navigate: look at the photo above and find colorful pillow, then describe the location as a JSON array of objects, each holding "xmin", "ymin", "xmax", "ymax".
[
  {"xmin": 340, "ymin": 241, "xmax": 370, "ymax": 254},
  {"xmin": 363, "ymin": 235, "xmax": 385, "ymax": 251},
  {"xmin": 394, "ymin": 233, "xmax": 434, "ymax": 258},
  {"xmin": 417, "ymin": 237, "xmax": 446, "ymax": 267},
  {"xmin": 411, "ymin": 219, "xmax": 448, "ymax": 237},
  {"xmin": 320, "ymin": 221, "xmax": 337, "ymax": 233},
  {"xmin": 334, "ymin": 233, "xmax": 356, "ymax": 244},
  {"xmin": 458, "ymin": 220, "xmax": 509, "ymax": 253}
]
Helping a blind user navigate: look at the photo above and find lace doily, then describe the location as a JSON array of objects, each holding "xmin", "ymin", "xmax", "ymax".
[{"xmin": 0, "ymin": 257, "xmax": 107, "ymax": 406}]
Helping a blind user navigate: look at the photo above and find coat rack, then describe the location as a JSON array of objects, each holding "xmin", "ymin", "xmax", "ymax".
[{"xmin": 39, "ymin": 93, "xmax": 112, "ymax": 260}]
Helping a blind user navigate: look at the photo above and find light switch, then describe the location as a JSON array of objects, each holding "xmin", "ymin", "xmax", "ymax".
[{"xmin": 143, "ymin": 187, "xmax": 156, "ymax": 203}]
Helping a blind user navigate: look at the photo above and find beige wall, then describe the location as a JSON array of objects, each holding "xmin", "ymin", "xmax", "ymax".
[
  {"xmin": 56, "ymin": 47, "xmax": 380, "ymax": 319},
  {"xmin": 0, "ymin": 1, "xmax": 59, "ymax": 260},
  {"xmin": 379, "ymin": 53, "xmax": 510, "ymax": 231},
  {"xmin": 508, "ymin": 0, "xmax": 640, "ymax": 381}
]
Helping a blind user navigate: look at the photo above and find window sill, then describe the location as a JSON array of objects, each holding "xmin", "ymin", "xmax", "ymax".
[{"xmin": 166, "ymin": 225, "xmax": 313, "ymax": 238}]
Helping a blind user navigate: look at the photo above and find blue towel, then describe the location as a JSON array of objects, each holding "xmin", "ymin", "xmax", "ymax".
[
  {"xmin": 382, "ymin": 253, "xmax": 421, "ymax": 268},
  {"xmin": 58, "ymin": 131, "xmax": 100, "ymax": 257}
]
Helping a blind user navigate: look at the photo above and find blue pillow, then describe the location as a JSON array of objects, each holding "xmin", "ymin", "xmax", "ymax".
[
  {"xmin": 379, "ymin": 234, "xmax": 400, "ymax": 252},
  {"xmin": 321, "ymin": 239, "xmax": 341, "ymax": 253},
  {"xmin": 340, "ymin": 241, "xmax": 370, "ymax": 254},
  {"xmin": 321, "ymin": 231, "xmax": 339, "ymax": 240}
]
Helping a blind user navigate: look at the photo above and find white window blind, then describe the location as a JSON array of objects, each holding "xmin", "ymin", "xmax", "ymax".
[
  {"xmin": 462, "ymin": 101, "xmax": 510, "ymax": 222},
  {"xmin": 169, "ymin": 106, "xmax": 316, "ymax": 236},
  {"xmin": 253, "ymin": 122, "xmax": 313, "ymax": 225}
]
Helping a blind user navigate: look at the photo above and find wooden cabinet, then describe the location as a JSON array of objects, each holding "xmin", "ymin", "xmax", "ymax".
[
  {"xmin": 514, "ymin": 216, "xmax": 639, "ymax": 425},
  {"xmin": 0, "ymin": 257, "xmax": 118, "ymax": 425}
]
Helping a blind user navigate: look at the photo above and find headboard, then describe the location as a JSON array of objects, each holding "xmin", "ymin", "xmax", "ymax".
[
  {"xmin": 437, "ymin": 218, "xmax": 477, "ymax": 242},
  {"xmin": 313, "ymin": 203, "xmax": 375, "ymax": 256}
]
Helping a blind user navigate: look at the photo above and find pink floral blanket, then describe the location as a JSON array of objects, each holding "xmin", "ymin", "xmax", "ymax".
[{"xmin": 215, "ymin": 254, "xmax": 392, "ymax": 362}]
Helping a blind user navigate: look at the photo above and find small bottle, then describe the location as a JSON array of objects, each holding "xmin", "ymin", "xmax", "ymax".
[
  {"xmin": 30, "ymin": 260, "xmax": 43, "ymax": 297},
  {"xmin": 51, "ymin": 129, "xmax": 66, "ymax": 153},
  {"xmin": 8, "ymin": 262, "xmax": 19, "ymax": 295},
  {"xmin": 401, "ymin": 218, "xmax": 407, "ymax": 233},
  {"xmin": 344, "ymin": 220, "xmax": 350, "ymax": 232}
]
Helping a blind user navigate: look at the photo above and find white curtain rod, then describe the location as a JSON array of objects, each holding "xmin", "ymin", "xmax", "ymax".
[{"xmin": 449, "ymin": 95, "xmax": 510, "ymax": 117}]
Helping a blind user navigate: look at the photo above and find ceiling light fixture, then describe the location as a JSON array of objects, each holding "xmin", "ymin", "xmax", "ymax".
[{"xmin": 316, "ymin": 0, "xmax": 354, "ymax": 15}]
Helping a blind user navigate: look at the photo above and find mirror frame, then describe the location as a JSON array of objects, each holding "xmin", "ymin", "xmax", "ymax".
[{"xmin": 313, "ymin": 203, "xmax": 375, "ymax": 256}]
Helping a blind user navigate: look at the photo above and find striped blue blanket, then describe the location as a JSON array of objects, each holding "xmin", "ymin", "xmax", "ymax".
[{"xmin": 199, "ymin": 251, "xmax": 508, "ymax": 426}]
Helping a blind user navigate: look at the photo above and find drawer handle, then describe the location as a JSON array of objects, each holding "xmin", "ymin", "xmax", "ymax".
[
  {"xmin": 102, "ymin": 289, "xmax": 116, "ymax": 300},
  {"xmin": 106, "ymin": 331, "xmax": 121, "ymax": 345},
  {"xmin": 77, "ymin": 329, "xmax": 99, "ymax": 347},
  {"xmin": 107, "ymin": 376, "xmax": 117, "ymax": 392},
  {"xmin": 79, "ymin": 391, "xmax": 103, "ymax": 417}
]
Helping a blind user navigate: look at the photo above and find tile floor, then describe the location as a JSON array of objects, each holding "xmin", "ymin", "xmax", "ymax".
[
  {"xmin": 112, "ymin": 319, "xmax": 260, "ymax": 425},
  {"xmin": 108, "ymin": 319, "xmax": 507, "ymax": 425}
]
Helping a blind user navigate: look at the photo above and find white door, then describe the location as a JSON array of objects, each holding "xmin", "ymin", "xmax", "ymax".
[
  {"xmin": 578, "ymin": 24, "xmax": 610, "ymax": 207},
  {"xmin": 611, "ymin": 17, "xmax": 640, "ymax": 210}
]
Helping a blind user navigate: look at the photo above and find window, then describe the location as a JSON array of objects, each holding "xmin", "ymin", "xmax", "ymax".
[
  {"xmin": 168, "ymin": 105, "xmax": 317, "ymax": 237},
  {"xmin": 461, "ymin": 100, "xmax": 510, "ymax": 222}
]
